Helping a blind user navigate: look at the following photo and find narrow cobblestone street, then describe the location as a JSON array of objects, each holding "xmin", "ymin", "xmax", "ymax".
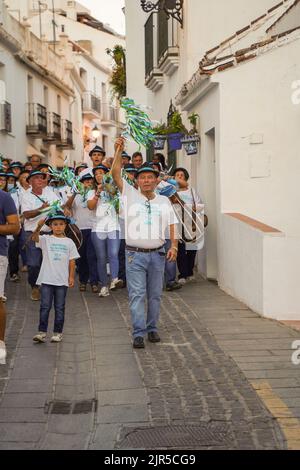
[{"xmin": 1, "ymin": 274, "xmax": 300, "ymax": 450}]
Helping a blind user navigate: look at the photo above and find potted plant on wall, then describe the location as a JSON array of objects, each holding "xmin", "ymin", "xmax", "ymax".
[
  {"xmin": 152, "ymin": 123, "xmax": 168, "ymax": 151},
  {"xmin": 181, "ymin": 113, "xmax": 200, "ymax": 156},
  {"xmin": 167, "ymin": 111, "xmax": 188, "ymax": 151}
]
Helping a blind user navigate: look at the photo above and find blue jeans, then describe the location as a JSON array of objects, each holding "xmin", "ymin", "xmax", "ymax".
[
  {"xmin": 126, "ymin": 250, "xmax": 165, "ymax": 339},
  {"xmin": 164, "ymin": 240, "xmax": 177, "ymax": 285},
  {"xmin": 25, "ymin": 231, "xmax": 42, "ymax": 287},
  {"xmin": 39, "ymin": 284, "xmax": 68, "ymax": 334},
  {"xmin": 77, "ymin": 229, "xmax": 98, "ymax": 285},
  {"xmin": 91, "ymin": 231, "xmax": 121, "ymax": 287}
]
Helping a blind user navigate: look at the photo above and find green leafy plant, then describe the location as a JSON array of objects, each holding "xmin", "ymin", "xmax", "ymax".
[
  {"xmin": 106, "ymin": 45, "xmax": 127, "ymax": 101},
  {"xmin": 167, "ymin": 111, "xmax": 188, "ymax": 134},
  {"xmin": 188, "ymin": 113, "xmax": 199, "ymax": 134},
  {"xmin": 152, "ymin": 122, "xmax": 168, "ymax": 135}
]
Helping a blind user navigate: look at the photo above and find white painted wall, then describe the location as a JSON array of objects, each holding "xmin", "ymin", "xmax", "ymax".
[
  {"xmin": 0, "ymin": 48, "xmax": 28, "ymax": 160},
  {"xmin": 218, "ymin": 38, "xmax": 300, "ymax": 237},
  {"xmin": 125, "ymin": 0, "xmax": 277, "ymax": 159},
  {"xmin": 219, "ymin": 214, "xmax": 300, "ymax": 321},
  {"xmin": 264, "ymin": 236, "xmax": 300, "ymax": 320}
]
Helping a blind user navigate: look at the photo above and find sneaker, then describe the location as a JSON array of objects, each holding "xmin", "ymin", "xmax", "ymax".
[
  {"xmin": 91, "ymin": 285, "xmax": 99, "ymax": 294},
  {"xmin": 148, "ymin": 332, "xmax": 161, "ymax": 343},
  {"xmin": 99, "ymin": 287, "xmax": 110, "ymax": 298},
  {"xmin": 187, "ymin": 276, "xmax": 196, "ymax": 282},
  {"xmin": 79, "ymin": 284, "xmax": 87, "ymax": 292},
  {"xmin": 20, "ymin": 266, "xmax": 28, "ymax": 273},
  {"xmin": 178, "ymin": 278, "xmax": 187, "ymax": 286},
  {"xmin": 33, "ymin": 332, "xmax": 47, "ymax": 343},
  {"xmin": 166, "ymin": 281, "xmax": 182, "ymax": 292},
  {"xmin": 110, "ymin": 278, "xmax": 124, "ymax": 291},
  {"xmin": 10, "ymin": 274, "xmax": 20, "ymax": 282},
  {"xmin": 133, "ymin": 337, "xmax": 145, "ymax": 349},
  {"xmin": 0, "ymin": 340, "xmax": 6, "ymax": 365},
  {"xmin": 0, "ymin": 296, "xmax": 7, "ymax": 303},
  {"xmin": 31, "ymin": 287, "xmax": 40, "ymax": 302},
  {"xmin": 51, "ymin": 333, "xmax": 63, "ymax": 343}
]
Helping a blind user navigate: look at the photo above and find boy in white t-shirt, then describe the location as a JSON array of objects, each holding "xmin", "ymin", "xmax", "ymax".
[{"xmin": 31, "ymin": 213, "xmax": 80, "ymax": 344}]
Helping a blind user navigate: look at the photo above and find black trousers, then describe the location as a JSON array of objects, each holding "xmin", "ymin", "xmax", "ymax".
[
  {"xmin": 177, "ymin": 242, "xmax": 197, "ymax": 280},
  {"xmin": 118, "ymin": 238, "xmax": 126, "ymax": 284},
  {"xmin": 8, "ymin": 237, "xmax": 19, "ymax": 276}
]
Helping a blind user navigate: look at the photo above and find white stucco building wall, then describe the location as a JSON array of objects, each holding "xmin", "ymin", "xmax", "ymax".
[
  {"xmin": 0, "ymin": 1, "xmax": 76, "ymax": 165},
  {"xmin": 125, "ymin": 0, "xmax": 300, "ymax": 321}
]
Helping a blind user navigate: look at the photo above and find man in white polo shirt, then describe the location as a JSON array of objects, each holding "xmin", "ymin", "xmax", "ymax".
[{"xmin": 112, "ymin": 138, "xmax": 179, "ymax": 349}]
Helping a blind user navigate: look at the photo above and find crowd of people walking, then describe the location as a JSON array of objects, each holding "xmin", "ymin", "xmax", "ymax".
[{"xmin": 0, "ymin": 139, "xmax": 205, "ymax": 363}]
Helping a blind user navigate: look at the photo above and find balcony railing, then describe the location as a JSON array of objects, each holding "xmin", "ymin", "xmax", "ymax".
[
  {"xmin": 58, "ymin": 119, "xmax": 73, "ymax": 148},
  {"xmin": 0, "ymin": 101, "xmax": 12, "ymax": 133},
  {"xmin": 102, "ymin": 104, "xmax": 118, "ymax": 126},
  {"xmin": 45, "ymin": 112, "xmax": 62, "ymax": 142},
  {"xmin": 145, "ymin": 13, "xmax": 154, "ymax": 78},
  {"xmin": 82, "ymin": 91, "xmax": 101, "ymax": 117},
  {"xmin": 26, "ymin": 103, "xmax": 47, "ymax": 136}
]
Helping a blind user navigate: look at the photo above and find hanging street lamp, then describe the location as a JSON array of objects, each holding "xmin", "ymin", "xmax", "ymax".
[{"xmin": 140, "ymin": 0, "xmax": 184, "ymax": 27}]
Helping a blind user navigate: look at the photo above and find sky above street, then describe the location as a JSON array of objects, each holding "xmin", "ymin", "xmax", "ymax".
[{"xmin": 79, "ymin": 0, "xmax": 125, "ymax": 35}]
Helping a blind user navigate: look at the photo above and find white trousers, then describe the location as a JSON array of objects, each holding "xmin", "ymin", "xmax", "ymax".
[{"xmin": 0, "ymin": 256, "xmax": 8, "ymax": 297}]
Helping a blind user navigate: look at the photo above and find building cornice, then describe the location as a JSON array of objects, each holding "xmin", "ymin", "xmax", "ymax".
[
  {"xmin": 16, "ymin": 51, "xmax": 75, "ymax": 97},
  {"xmin": 0, "ymin": 23, "xmax": 74, "ymax": 97}
]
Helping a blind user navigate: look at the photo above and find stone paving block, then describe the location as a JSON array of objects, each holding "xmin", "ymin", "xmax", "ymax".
[
  {"xmin": 96, "ymin": 365, "xmax": 140, "ymax": 379},
  {"xmin": 232, "ymin": 356, "xmax": 294, "ymax": 363},
  {"xmin": 98, "ymin": 389, "xmax": 149, "ymax": 406},
  {"xmin": 41, "ymin": 433, "xmax": 88, "ymax": 450},
  {"xmin": 59, "ymin": 351, "xmax": 91, "ymax": 362},
  {"xmin": 97, "ymin": 375, "xmax": 144, "ymax": 391},
  {"xmin": 276, "ymin": 389, "xmax": 300, "ymax": 399},
  {"xmin": 54, "ymin": 384, "xmax": 94, "ymax": 400},
  {"xmin": 89, "ymin": 424, "xmax": 120, "ymax": 450},
  {"xmin": 93, "ymin": 336, "xmax": 130, "ymax": 346},
  {"xmin": 228, "ymin": 350, "xmax": 273, "ymax": 357},
  {"xmin": 244, "ymin": 370, "xmax": 300, "ymax": 379},
  {"xmin": 97, "ymin": 404, "xmax": 149, "ymax": 424},
  {"xmin": 0, "ymin": 442, "xmax": 37, "ymax": 450},
  {"xmin": 0, "ymin": 408, "xmax": 47, "ymax": 423},
  {"xmin": 55, "ymin": 373, "xmax": 93, "ymax": 387},
  {"xmin": 0, "ymin": 393, "xmax": 49, "ymax": 408},
  {"xmin": 47, "ymin": 414, "xmax": 93, "ymax": 435},
  {"xmin": 95, "ymin": 344, "xmax": 134, "ymax": 355},
  {"xmin": 58, "ymin": 361, "xmax": 93, "ymax": 375},
  {"xmin": 93, "ymin": 328, "xmax": 129, "ymax": 338},
  {"xmin": 10, "ymin": 364, "xmax": 54, "ymax": 380},
  {"xmin": 0, "ymin": 423, "xmax": 44, "ymax": 442}
]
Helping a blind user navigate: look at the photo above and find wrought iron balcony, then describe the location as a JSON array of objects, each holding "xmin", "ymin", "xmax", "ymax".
[
  {"xmin": 82, "ymin": 91, "xmax": 101, "ymax": 119},
  {"xmin": 102, "ymin": 104, "xmax": 118, "ymax": 127},
  {"xmin": 157, "ymin": 10, "xmax": 179, "ymax": 76},
  {"xmin": 26, "ymin": 103, "xmax": 47, "ymax": 137},
  {"xmin": 140, "ymin": 0, "xmax": 184, "ymax": 27},
  {"xmin": 58, "ymin": 119, "xmax": 74, "ymax": 149},
  {"xmin": 44, "ymin": 112, "xmax": 62, "ymax": 142}
]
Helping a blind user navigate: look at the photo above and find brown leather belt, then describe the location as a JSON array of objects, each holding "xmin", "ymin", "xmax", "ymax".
[{"xmin": 126, "ymin": 245, "xmax": 165, "ymax": 253}]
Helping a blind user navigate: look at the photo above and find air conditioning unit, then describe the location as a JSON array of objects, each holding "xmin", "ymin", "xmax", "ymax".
[{"xmin": 0, "ymin": 101, "xmax": 12, "ymax": 133}]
